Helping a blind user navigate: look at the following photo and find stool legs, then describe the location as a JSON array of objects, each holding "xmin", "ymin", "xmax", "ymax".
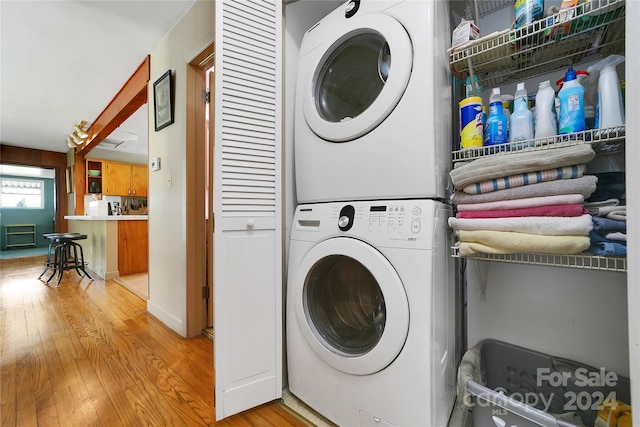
[{"xmin": 39, "ymin": 239, "xmax": 92, "ymax": 287}]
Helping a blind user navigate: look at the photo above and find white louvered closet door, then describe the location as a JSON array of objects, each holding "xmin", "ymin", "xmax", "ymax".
[{"xmin": 213, "ymin": 0, "xmax": 282, "ymax": 420}]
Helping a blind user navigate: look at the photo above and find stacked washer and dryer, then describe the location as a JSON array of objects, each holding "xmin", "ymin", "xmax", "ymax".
[{"xmin": 287, "ymin": 1, "xmax": 458, "ymax": 426}]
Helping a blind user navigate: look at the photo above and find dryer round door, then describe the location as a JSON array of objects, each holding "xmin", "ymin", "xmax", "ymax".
[
  {"xmin": 292, "ymin": 237, "xmax": 409, "ymax": 375},
  {"xmin": 301, "ymin": 13, "xmax": 412, "ymax": 142}
]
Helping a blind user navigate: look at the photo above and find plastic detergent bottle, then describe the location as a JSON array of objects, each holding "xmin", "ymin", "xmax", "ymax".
[
  {"xmin": 509, "ymin": 82, "xmax": 534, "ymax": 146},
  {"xmin": 558, "ymin": 67, "xmax": 585, "ymax": 134},
  {"xmin": 587, "ymin": 54, "xmax": 625, "ymax": 129},
  {"xmin": 534, "ymin": 80, "xmax": 557, "ymax": 140},
  {"xmin": 484, "ymin": 88, "xmax": 508, "ymax": 149},
  {"xmin": 514, "ymin": 0, "xmax": 544, "ymax": 28}
]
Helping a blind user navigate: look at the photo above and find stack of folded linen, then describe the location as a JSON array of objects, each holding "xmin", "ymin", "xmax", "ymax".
[
  {"xmin": 584, "ymin": 171, "xmax": 626, "ymax": 257},
  {"xmin": 449, "ymin": 144, "xmax": 597, "ymax": 256}
]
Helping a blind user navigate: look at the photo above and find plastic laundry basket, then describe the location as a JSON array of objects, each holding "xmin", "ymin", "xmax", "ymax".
[{"xmin": 467, "ymin": 339, "xmax": 631, "ymax": 427}]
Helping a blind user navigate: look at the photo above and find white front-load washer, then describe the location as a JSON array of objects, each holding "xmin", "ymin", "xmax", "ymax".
[
  {"xmin": 287, "ymin": 199, "xmax": 457, "ymax": 427},
  {"xmin": 294, "ymin": 0, "xmax": 452, "ymax": 204}
]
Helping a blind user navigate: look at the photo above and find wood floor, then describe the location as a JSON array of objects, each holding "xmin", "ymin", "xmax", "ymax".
[{"xmin": 0, "ymin": 256, "xmax": 311, "ymax": 427}]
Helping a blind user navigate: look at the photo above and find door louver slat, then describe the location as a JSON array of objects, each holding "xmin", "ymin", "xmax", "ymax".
[{"xmin": 219, "ymin": 0, "xmax": 278, "ymax": 216}]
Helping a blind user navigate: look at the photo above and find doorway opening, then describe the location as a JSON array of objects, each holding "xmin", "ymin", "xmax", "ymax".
[{"xmin": 186, "ymin": 42, "xmax": 215, "ymax": 338}]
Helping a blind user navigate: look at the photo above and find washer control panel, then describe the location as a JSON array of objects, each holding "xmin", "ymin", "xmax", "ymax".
[{"xmin": 326, "ymin": 200, "xmax": 438, "ymax": 247}]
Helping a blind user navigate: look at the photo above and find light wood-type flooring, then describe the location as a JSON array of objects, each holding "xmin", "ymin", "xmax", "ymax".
[{"xmin": 0, "ymin": 256, "xmax": 311, "ymax": 426}]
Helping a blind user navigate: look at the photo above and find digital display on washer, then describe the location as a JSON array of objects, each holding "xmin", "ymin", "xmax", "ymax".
[{"xmin": 370, "ymin": 206, "xmax": 387, "ymax": 212}]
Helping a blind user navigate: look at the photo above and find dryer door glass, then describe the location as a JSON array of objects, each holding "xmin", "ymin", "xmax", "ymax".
[
  {"xmin": 302, "ymin": 14, "xmax": 412, "ymax": 142},
  {"xmin": 315, "ymin": 33, "xmax": 389, "ymax": 124},
  {"xmin": 305, "ymin": 255, "xmax": 385, "ymax": 355}
]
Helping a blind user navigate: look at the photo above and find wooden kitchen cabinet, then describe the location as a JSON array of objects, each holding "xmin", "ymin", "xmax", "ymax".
[
  {"xmin": 103, "ymin": 161, "xmax": 148, "ymax": 196},
  {"xmin": 130, "ymin": 164, "xmax": 148, "ymax": 197}
]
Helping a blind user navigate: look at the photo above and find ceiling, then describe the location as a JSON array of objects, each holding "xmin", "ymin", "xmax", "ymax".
[{"xmin": 0, "ymin": 0, "xmax": 196, "ymax": 157}]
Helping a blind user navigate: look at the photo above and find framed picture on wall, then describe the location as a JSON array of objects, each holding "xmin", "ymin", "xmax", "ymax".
[
  {"xmin": 153, "ymin": 70, "xmax": 174, "ymax": 131},
  {"xmin": 66, "ymin": 166, "xmax": 74, "ymax": 194}
]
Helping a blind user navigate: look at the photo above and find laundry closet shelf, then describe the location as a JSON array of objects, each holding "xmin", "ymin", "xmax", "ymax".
[
  {"xmin": 476, "ymin": 0, "xmax": 513, "ymax": 19},
  {"xmin": 451, "ymin": 247, "xmax": 627, "ymax": 272},
  {"xmin": 452, "ymin": 126, "xmax": 625, "ymax": 162},
  {"xmin": 450, "ymin": 0, "xmax": 625, "ymax": 88}
]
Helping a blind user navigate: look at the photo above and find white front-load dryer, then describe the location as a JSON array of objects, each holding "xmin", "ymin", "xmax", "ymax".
[
  {"xmin": 294, "ymin": 0, "xmax": 452, "ymax": 203},
  {"xmin": 286, "ymin": 200, "xmax": 457, "ymax": 427}
]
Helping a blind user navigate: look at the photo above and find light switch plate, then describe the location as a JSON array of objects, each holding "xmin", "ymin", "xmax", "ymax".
[{"xmin": 150, "ymin": 157, "xmax": 161, "ymax": 171}]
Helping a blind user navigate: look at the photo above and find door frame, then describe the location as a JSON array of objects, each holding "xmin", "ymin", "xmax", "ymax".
[{"xmin": 186, "ymin": 42, "xmax": 215, "ymax": 337}]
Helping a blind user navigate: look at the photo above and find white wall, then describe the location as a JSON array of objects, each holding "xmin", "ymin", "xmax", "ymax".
[{"xmin": 146, "ymin": 0, "xmax": 214, "ymax": 336}]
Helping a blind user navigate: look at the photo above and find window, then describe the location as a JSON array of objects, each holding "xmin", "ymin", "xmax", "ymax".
[{"xmin": 0, "ymin": 178, "xmax": 45, "ymax": 209}]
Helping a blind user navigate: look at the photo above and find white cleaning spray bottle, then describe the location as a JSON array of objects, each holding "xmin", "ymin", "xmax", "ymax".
[{"xmin": 587, "ymin": 54, "xmax": 625, "ymax": 129}]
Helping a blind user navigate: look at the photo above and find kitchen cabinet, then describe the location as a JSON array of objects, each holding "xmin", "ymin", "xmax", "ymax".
[
  {"xmin": 103, "ymin": 161, "xmax": 148, "ymax": 197},
  {"xmin": 86, "ymin": 159, "xmax": 103, "ymax": 194}
]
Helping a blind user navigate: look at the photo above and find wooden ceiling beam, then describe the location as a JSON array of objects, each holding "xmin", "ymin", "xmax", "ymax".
[{"xmin": 76, "ymin": 55, "xmax": 150, "ymax": 155}]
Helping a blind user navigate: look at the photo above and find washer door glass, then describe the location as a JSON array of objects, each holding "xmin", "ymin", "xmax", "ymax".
[
  {"xmin": 302, "ymin": 14, "xmax": 412, "ymax": 142},
  {"xmin": 305, "ymin": 254, "xmax": 386, "ymax": 355},
  {"xmin": 293, "ymin": 237, "xmax": 409, "ymax": 375}
]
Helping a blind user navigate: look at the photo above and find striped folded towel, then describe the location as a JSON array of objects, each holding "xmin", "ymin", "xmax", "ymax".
[
  {"xmin": 463, "ymin": 164, "xmax": 586, "ymax": 194},
  {"xmin": 451, "ymin": 175, "xmax": 598, "ymax": 204}
]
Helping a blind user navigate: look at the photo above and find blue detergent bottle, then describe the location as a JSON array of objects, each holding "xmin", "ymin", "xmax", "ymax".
[
  {"xmin": 558, "ymin": 67, "xmax": 585, "ymax": 134},
  {"xmin": 484, "ymin": 87, "xmax": 508, "ymax": 151}
]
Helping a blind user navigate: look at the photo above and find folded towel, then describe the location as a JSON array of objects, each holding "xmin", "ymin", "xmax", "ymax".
[
  {"xmin": 457, "ymin": 194, "xmax": 584, "ymax": 212},
  {"xmin": 462, "ymin": 165, "xmax": 586, "ymax": 194},
  {"xmin": 592, "ymin": 216, "xmax": 626, "ymax": 232},
  {"xmin": 589, "ymin": 205, "xmax": 626, "ymax": 218},
  {"xmin": 607, "ymin": 209, "xmax": 627, "ymax": 222},
  {"xmin": 449, "ymin": 214, "xmax": 593, "ymax": 236},
  {"xmin": 451, "ymin": 175, "xmax": 598, "ymax": 204},
  {"xmin": 456, "ymin": 230, "xmax": 590, "ymax": 255},
  {"xmin": 584, "ymin": 198, "xmax": 620, "ymax": 209},
  {"xmin": 457, "ymin": 204, "xmax": 587, "ymax": 219},
  {"xmin": 588, "ymin": 231, "xmax": 627, "ymax": 257},
  {"xmin": 605, "ymin": 232, "xmax": 627, "ymax": 242},
  {"xmin": 450, "ymin": 144, "xmax": 595, "ymax": 189}
]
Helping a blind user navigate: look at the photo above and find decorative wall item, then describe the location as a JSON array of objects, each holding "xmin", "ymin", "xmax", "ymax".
[
  {"xmin": 153, "ymin": 70, "xmax": 174, "ymax": 131},
  {"xmin": 66, "ymin": 166, "xmax": 74, "ymax": 194}
]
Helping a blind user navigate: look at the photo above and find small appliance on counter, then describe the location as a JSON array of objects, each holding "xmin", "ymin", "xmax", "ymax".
[{"xmin": 87, "ymin": 200, "xmax": 109, "ymax": 216}]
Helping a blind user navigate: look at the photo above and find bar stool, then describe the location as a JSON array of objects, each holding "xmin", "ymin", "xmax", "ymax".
[{"xmin": 38, "ymin": 233, "xmax": 92, "ymax": 287}]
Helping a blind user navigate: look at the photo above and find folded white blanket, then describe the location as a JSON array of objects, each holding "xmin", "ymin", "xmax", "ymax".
[
  {"xmin": 456, "ymin": 229, "xmax": 591, "ymax": 256},
  {"xmin": 457, "ymin": 194, "xmax": 584, "ymax": 212},
  {"xmin": 449, "ymin": 214, "xmax": 593, "ymax": 236},
  {"xmin": 450, "ymin": 144, "xmax": 595, "ymax": 189},
  {"xmin": 451, "ymin": 175, "xmax": 598, "ymax": 205}
]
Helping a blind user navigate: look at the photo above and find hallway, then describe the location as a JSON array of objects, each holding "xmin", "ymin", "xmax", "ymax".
[{"xmin": 0, "ymin": 256, "xmax": 309, "ymax": 426}]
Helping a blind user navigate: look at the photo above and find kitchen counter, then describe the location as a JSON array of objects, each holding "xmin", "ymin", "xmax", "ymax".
[
  {"xmin": 65, "ymin": 215, "xmax": 148, "ymax": 220},
  {"xmin": 66, "ymin": 216, "xmax": 148, "ymax": 280}
]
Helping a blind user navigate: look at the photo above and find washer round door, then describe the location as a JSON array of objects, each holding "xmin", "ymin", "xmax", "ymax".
[
  {"xmin": 292, "ymin": 237, "xmax": 409, "ymax": 375},
  {"xmin": 301, "ymin": 13, "xmax": 413, "ymax": 142}
]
